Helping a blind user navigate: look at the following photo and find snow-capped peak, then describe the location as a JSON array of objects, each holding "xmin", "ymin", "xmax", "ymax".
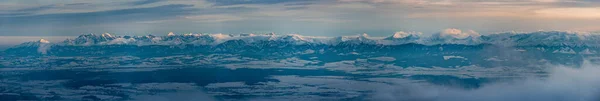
[
  {"xmin": 438, "ymin": 28, "xmax": 480, "ymax": 39},
  {"xmin": 357, "ymin": 33, "xmax": 371, "ymax": 41},
  {"xmin": 101, "ymin": 33, "xmax": 114, "ymax": 38},
  {"xmin": 361, "ymin": 33, "xmax": 369, "ymax": 38},
  {"xmin": 327, "ymin": 33, "xmax": 376, "ymax": 45},
  {"xmin": 9, "ymin": 30, "xmax": 600, "ymax": 48},
  {"xmin": 380, "ymin": 31, "xmax": 422, "ymax": 45},
  {"xmin": 210, "ymin": 33, "xmax": 232, "ymax": 40},
  {"xmin": 240, "ymin": 33, "xmax": 256, "ymax": 37},
  {"xmin": 277, "ymin": 34, "xmax": 306, "ymax": 41},
  {"xmin": 39, "ymin": 39, "xmax": 50, "ymax": 43},
  {"xmin": 390, "ymin": 31, "xmax": 422, "ymax": 39},
  {"xmin": 11, "ymin": 38, "xmax": 53, "ymax": 54},
  {"xmin": 168, "ymin": 32, "xmax": 176, "ymax": 36}
]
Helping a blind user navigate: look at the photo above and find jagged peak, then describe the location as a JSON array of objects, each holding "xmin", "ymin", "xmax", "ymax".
[
  {"xmin": 357, "ymin": 33, "xmax": 372, "ymax": 41},
  {"xmin": 77, "ymin": 33, "xmax": 115, "ymax": 38},
  {"xmin": 39, "ymin": 39, "xmax": 50, "ymax": 43},
  {"xmin": 10, "ymin": 30, "xmax": 600, "ymax": 47},
  {"xmin": 78, "ymin": 33, "xmax": 95, "ymax": 38},
  {"xmin": 389, "ymin": 31, "xmax": 422, "ymax": 39},
  {"xmin": 494, "ymin": 30, "xmax": 596, "ymax": 36},
  {"xmin": 437, "ymin": 28, "xmax": 480, "ymax": 39},
  {"xmin": 184, "ymin": 33, "xmax": 195, "ymax": 36},
  {"xmin": 101, "ymin": 33, "xmax": 114, "ymax": 38},
  {"xmin": 488, "ymin": 30, "xmax": 599, "ymax": 41},
  {"xmin": 288, "ymin": 34, "xmax": 304, "ymax": 37},
  {"xmin": 167, "ymin": 32, "xmax": 176, "ymax": 36},
  {"xmin": 277, "ymin": 34, "xmax": 306, "ymax": 41},
  {"xmin": 240, "ymin": 33, "xmax": 256, "ymax": 37},
  {"xmin": 210, "ymin": 33, "xmax": 232, "ymax": 39},
  {"xmin": 361, "ymin": 33, "xmax": 369, "ymax": 38}
]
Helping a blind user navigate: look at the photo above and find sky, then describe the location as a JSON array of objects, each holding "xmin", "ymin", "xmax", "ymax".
[{"xmin": 1, "ymin": 0, "xmax": 600, "ymax": 37}]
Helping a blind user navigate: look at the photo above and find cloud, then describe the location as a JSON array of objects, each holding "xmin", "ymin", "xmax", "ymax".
[
  {"xmin": 130, "ymin": 90, "xmax": 216, "ymax": 101},
  {"xmin": 206, "ymin": 0, "xmax": 316, "ymax": 6},
  {"xmin": 0, "ymin": 4, "xmax": 58, "ymax": 17},
  {"xmin": 372, "ymin": 59, "xmax": 600, "ymax": 101},
  {"xmin": 570, "ymin": 26, "xmax": 600, "ymax": 32},
  {"xmin": 201, "ymin": 58, "xmax": 600, "ymax": 100},
  {"xmin": 535, "ymin": 7, "xmax": 600, "ymax": 19},
  {"xmin": 1, "ymin": 0, "xmax": 600, "ymax": 36},
  {"xmin": 14, "ymin": 5, "xmax": 54, "ymax": 12},
  {"xmin": 0, "ymin": 4, "xmax": 195, "ymax": 26},
  {"xmin": 532, "ymin": 0, "xmax": 561, "ymax": 3},
  {"xmin": 184, "ymin": 14, "xmax": 244, "ymax": 22},
  {"xmin": 284, "ymin": 2, "xmax": 316, "ymax": 6},
  {"xmin": 292, "ymin": 18, "xmax": 348, "ymax": 23},
  {"xmin": 125, "ymin": 0, "xmax": 165, "ymax": 6},
  {"xmin": 0, "ymin": 1, "xmax": 137, "ymax": 14}
]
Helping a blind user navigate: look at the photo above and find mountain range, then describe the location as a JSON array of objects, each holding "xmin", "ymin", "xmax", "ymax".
[{"xmin": 1, "ymin": 31, "xmax": 599, "ymax": 68}]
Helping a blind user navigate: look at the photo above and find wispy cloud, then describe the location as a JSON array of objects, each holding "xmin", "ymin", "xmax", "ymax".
[
  {"xmin": 1, "ymin": 4, "xmax": 196, "ymax": 26},
  {"xmin": 535, "ymin": 7, "xmax": 600, "ymax": 19},
  {"xmin": 206, "ymin": 0, "xmax": 316, "ymax": 6},
  {"xmin": 125, "ymin": 0, "xmax": 165, "ymax": 6},
  {"xmin": 185, "ymin": 14, "xmax": 245, "ymax": 22},
  {"xmin": 1, "ymin": 0, "xmax": 600, "ymax": 36}
]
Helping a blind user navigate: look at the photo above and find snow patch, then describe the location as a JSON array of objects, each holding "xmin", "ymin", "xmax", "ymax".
[
  {"xmin": 302, "ymin": 49, "xmax": 315, "ymax": 54},
  {"xmin": 553, "ymin": 47, "xmax": 576, "ymax": 54},
  {"xmin": 443, "ymin": 56, "xmax": 467, "ymax": 60},
  {"xmin": 485, "ymin": 57, "xmax": 505, "ymax": 62},
  {"xmin": 368, "ymin": 57, "xmax": 396, "ymax": 62},
  {"xmin": 580, "ymin": 49, "xmax": 596, "ymax": 54}
]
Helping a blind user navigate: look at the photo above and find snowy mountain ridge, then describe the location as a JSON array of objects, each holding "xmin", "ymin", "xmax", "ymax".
[
  {"xmin": 9, "ymin": 30, "xmax": 600, "ymax": 50},
  {"xmin": 3, "ymin": 30, "xmax": 600, "ymax": 68}
]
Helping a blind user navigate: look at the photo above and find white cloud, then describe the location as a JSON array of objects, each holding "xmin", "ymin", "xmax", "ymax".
[
  {"xmin": 185, "ymin": 14, "xmax": 244, "ymax": 22},
  {"xmin": 3, "ymin": 1, "xmax": 139, "ymax": 14},
  {"xmin": 330, "ymin": 2, "xmax": 376, "ymax": 9},
  {"xmin": 531, "ymin": 0, "xmax": 562, "ymax": 3},
  {"xmin": 373, "ymin": 59, "xmax": 600, "ymax": 101},
  {"xmin": 337, "ymin": 0, "xmax": 446, "ymax": 5},
  {"xmin": 535, "ymin": 7, "xmax": 600, "ymax": 19},
  {"xmin": 292, "ymin": 18, "xmax": 348, "ymax": 23},
  {"xmin": 570, "ymin": 26, "xmax": 600, "ymax": 32},
  {"xmin": 3, "ymin": 0, "xmax": 600, "ymax": 36}
]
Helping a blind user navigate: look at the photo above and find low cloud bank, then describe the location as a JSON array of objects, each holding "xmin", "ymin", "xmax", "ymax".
[{"xmin": 373, "ymin": 59, "xmax": 600, "ymax": 101}]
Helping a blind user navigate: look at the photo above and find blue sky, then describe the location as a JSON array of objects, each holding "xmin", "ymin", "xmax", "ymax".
[{"xmin": 1, "ymin": 0, "xmax": 600, "ymax": 37}]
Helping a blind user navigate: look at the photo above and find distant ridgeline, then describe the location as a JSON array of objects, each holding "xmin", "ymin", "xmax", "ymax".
[{"xmin": 1, "ymin": 31, "xmax": 599, "ymax": 68}]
